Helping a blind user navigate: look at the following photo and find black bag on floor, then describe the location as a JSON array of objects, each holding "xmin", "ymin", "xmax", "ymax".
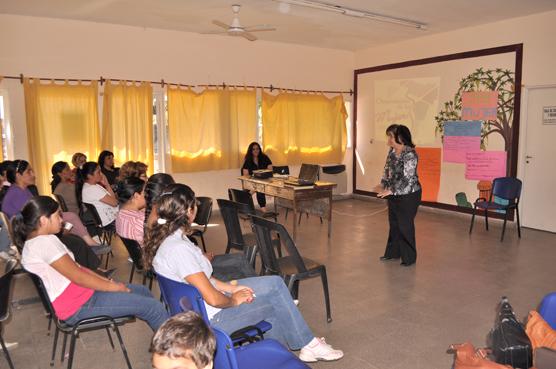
[{"xmin": 488, "ymin": 296, "xmax": 533, "ymax": 369}]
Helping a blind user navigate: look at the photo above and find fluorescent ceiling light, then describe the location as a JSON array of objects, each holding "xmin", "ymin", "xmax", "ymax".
[{"xmin": 274, "ymin": 0, "xmax": 427, "ymax": 30}]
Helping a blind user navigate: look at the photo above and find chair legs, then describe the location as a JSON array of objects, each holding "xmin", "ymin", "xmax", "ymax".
[
  {"xmin": 128, "ymin": 263, "xmax": 136, "ymax": 284},
  {"xmin": 111, "ymin": 324, "xmax": 133, "ymax": 369},
  {"xmin": 500, "ymin": 210, "xmax": 509, "ymax": 242},
  {"xmin": 320, "ymin": 268, "xmax": 332, "ymax": 323},
  {"xmin": 0, "ymin": 329, "xmax": 15, "ymax": 369},
  {"xmin": 516, "ymin": 207, "xmax": 521, "ymax": 238},
  {"xmin": 469, "ymin": 206, "xmax": 477, "ymax": 234},
  {"xmin": 199, "ymin": 235, "xmax": 207, "ymax": 253},
  {"xmin": 484, "ymin": 208, "xmax": 489, "ymax": 231},
  {"xmin": 50, "ymin": 327, "xmax": 59, "ymax": 366}
]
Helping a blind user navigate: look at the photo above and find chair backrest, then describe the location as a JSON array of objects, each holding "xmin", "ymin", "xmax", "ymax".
[
  {"xmin": 273, "ymin": 166, "xmax": 290, "ymax": 175},
  {"xmin": 156, "ymin": 272, "xmax": 209, "ymax": 320},
  {"xmin": 0, "ymin": 259, "xmax": 18, "ymax": 321},
  {"xmin": 251, "ymin": 216, "xmax": 308, "ymax": 274},
  {"xmin": 194, "ymin": 196, "xmax": 213, "ymax": 227},
  {"xmin": 0, "ymin": 211, "xmax": 15, "ymax": 247},
  {"xmin": 83, "ymin": 202, "xmax": 103, "ymax": 226},
  {"xmin": 539, "ymin": 292, "xmax": 556, "ymax": 330},
  {"xmin": 213, "ymin": 327, "xmax": 240, "ymax": 369},
  {"xmin": 491, "ymin": 177, "xmax": 522, "ymax": 203},
  {"xmin": 119, "ymin": 236, "xmax": 143, "ymax": 269},
  {"xmin": 228, "ymin": 189, "xmax": 256, "ymax": 212},
  {"xmin": 27, "ymin": 272, "xmax": 58, "ymax": 321},
  {"xmin": 455, "ymin": 192, "xmax": 472, "ymax": 208},
  {"xmin": 53, "ymin": 193, "xmax": 69, "ymax": 212},
  {"xmin": 217, "ymin": 199, "xmax": 251, "ymax": 250}
]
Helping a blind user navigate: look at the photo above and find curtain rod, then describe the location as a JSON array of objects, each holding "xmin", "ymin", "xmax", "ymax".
[{"xmin": 1, "ymin": 74, "xmax": 353, "ymax": 95}]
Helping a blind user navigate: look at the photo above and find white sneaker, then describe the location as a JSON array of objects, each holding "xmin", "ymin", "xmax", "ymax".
[
  {"xmin": 293, "ymin": 299, "xmax": 300, "ymax": 306},
  {"xmin": 299, "ymin": 337, "xmax": 344, "ymax": 362}
]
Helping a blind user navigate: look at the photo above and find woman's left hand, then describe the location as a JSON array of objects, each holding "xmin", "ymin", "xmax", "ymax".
[
  {"xmin": 232, "ymin": 285, "xmax": 254, "ymax": 294},
  {"xmin": 377, "ymin": 189, "xmax": 393, "ymax": 198}
]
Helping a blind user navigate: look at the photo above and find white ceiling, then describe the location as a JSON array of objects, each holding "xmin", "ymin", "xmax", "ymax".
[{"xmin": 2, "ymin": 0, "xmax": 556, "ymax": 51}]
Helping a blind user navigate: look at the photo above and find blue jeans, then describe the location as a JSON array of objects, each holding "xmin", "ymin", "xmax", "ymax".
[
  {"xmin": 64, "ymin": 284, "xmax": 169, "ymax": 331},
  {"xmin": 210, "ymin": 276, "xmax": 313, "ymax": 350}
]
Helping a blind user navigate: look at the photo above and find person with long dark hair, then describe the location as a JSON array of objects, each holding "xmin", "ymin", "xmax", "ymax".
[
  {"xmin": 375, "ymin": 124, "xmax": 422, "ymax": 267},
  {"xmin": 76, "ymin": 162, "xmax": 118, "ymax": 228},
  {"xmin": 241, "ymin": 142, "xmax": 273, "ymax": 212},
  {"xmin": 98, "ymin": 150, "xmax": 119, "ymax": 186},
  {"xmin": 16, "ymin": 196, "xmax": 168, "ymax": 330},
  {"xmin": 115, "ymin": 177, "xmax": 146, "ymax": 246},
  {"xmin": 144, "ymin": 184, "xmax": 343, "ymax": 362},
  {"xmin": 51, "ymin": 161, "xmax": 79, "ymax": 213}
]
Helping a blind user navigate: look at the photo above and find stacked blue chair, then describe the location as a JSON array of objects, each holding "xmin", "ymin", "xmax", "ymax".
[{"xmin": 156, "ymin": 273, "xmax": 271, "ymax": 345}]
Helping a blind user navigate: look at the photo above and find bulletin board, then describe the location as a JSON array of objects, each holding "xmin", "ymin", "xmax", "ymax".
[{"xmin": 353, "ymin": 44, "xmax": 523, "ymax": 214}]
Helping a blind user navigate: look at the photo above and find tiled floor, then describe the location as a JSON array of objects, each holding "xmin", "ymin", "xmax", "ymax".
[{"xmin": 2, "ymin": 198, "xmax": 556, "ymax": 369}]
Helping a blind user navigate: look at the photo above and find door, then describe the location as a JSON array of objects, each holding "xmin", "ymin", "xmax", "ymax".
[{"xmin": 521, "ymin": 86, "xmax": 556, "ymax": 232}]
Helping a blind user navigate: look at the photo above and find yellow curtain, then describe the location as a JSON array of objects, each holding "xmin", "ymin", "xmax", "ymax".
[
  {"xmin": 102, "ymin": 81, "xmax": 153, "ymax": 171},
  {"xmin": 167, "ymin": 87, "xmax": 256, "ymax": 172},
  {"xmin": 24, "ymin": 78, "xmax": 100, "ymax": 195},
  {"xmin": 262, "ymin": 92, "xmax": 347, "ymax": 165}
]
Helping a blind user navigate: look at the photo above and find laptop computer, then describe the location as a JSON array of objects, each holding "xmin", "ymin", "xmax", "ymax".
[{"xmin": 284, "ymin": 164, "xmax": 319, "ymax": 186}]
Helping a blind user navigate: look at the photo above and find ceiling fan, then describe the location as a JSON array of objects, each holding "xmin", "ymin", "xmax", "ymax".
[{"xmin": 205, "ymin": 4, "xmax": 276, "ymax": 41}]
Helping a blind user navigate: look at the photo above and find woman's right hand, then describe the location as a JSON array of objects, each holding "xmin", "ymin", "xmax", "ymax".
[{"xmin": 231, "ymin": 288, "xmax": 254, "ymax": 306}]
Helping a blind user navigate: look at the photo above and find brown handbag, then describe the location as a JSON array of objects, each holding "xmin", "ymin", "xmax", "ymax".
[{"xmin": 449, "ymin": 342, "xmax": 513, "ymax": 369}]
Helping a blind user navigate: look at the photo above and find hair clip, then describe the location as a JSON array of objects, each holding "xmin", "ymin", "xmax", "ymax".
[
  {"xmin": 157, "ymin": 218, "xmax": 167, "ymax": 225},
  {"xmin": 160, "ymin": 191, "xmax": 173, "ymax": 196}
]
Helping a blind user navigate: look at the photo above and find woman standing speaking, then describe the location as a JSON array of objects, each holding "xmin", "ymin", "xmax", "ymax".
[{"xmin": 375, "ymin": 124, "xmax": 421, "ymax": 267}]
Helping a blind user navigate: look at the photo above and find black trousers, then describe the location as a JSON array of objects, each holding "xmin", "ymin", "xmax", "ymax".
[
  {"xmin": 383, "ymin": 190, "xmax": 421, "ymax": 264},
  {"xmin": 256, "ymin": 192, "xmax": 267, "ymax": 208}
]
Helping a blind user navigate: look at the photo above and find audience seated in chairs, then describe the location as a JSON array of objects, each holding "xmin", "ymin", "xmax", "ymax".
[
  {"xmin": 15, "ymin": 196, "xmax": 169, "ymax": 332},
  {"xmin": 3, "ymin": 160, "xmax": 102, "ymax": 248},
  {"xmin": 76, "ymin": 161, "xmax": 119, "ymax": 230},
  {"xmin": 143, "ymin": 183, "xmax": 343, "ymax": 363},
  {"xmin": 116, "ymin": 177, "xmax": 147, "ymax": 247},
  {"xmin": 151, "ymin": 312, "xmax": 216, "ymax": 369},
  {"xmin": 145, "ymin": 179, "xmax": 255, "ymax": 282},
  {"xmin": 117, "ymin": 161, "xmax": 148, "ymax": 183}
]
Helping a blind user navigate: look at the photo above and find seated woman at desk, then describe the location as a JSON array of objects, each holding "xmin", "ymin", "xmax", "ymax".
[{"xmin": 241, "ymin": 142, "xmax": 273, "ymax": 212}]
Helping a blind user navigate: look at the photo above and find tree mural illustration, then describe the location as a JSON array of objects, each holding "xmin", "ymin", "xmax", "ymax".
[{"xmin": 434, "ymin": 68, "xmax": 515, "ymax": 174}]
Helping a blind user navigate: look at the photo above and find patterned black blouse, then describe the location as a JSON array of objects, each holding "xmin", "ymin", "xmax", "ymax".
[{"xmin": 380, "ymin": 146, "xmax": 421, "ymax": 196}]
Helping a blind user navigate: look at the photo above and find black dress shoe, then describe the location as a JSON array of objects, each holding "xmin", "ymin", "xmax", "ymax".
[
  {"xmin": 379, "ymin": 256, "xmax": 399, "ymax": 261},
  {"xmin": 400, "ymin": 262, "xmax": 415, "ymax": 267}
]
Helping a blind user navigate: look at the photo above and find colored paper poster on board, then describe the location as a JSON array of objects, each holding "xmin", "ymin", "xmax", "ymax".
[
  {"xmin": 443, "ymin": 136, "xmax": 481, "ymax": 163},
  {"xmin": 443, "ymin": 120, "xmax": 481, "ymax": 163},
  {"xmin": 462, "ymin": 91, "xmax": 498, "ymax": 120},
  {"xmin": 443, "ymin": 120, "xmax": 482, "ymax": 136},
  {"xmin": 465, "ymin": 151, "xmax": 507, "ymax": 180},
  {"xmin": 415, "ymin": 147, "xmax": 441, "ymax": 202}
]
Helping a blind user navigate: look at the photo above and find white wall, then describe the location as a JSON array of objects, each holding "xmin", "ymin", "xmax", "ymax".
[{"xmin": 0, "ymin": 14, "xmax": 354, "ymax": 201}]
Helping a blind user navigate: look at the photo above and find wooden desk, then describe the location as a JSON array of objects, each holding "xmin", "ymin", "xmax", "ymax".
[{"xmin": 238, "ymin": 176, "xmax": 336, "ymax": 240}]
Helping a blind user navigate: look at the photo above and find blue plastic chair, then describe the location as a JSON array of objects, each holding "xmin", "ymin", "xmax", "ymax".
[
  {"xmin": 211, "ymin": 327, "xmax": 311, "ymax": 369},
  {"xmin": 156, "ymin": 273, "xmax": 271, "ymax": 345},
  {"xmin": 539, "ymin": 292, "xmax": 556, "ymax": 330},
  {"xmin": 469, "ymin": 177, "xmax": 522, "ymax": 242}
]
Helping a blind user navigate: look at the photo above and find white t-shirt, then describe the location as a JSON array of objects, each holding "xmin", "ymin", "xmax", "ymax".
[
  {"xmin": 22, "ymin": 235, "xmax": 74, "ymax": 301},
  {"xmin": 82, "ymin": 183, "xmax": 118, "ymax": 226},
  {"xmin": 153, "ymin": 229, "xmax": 222, "ymax": 320}
]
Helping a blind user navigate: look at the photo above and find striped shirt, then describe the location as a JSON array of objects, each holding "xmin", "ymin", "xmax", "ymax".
[{"xmin": 115, "ymin": 209, "xmax": 145, "ymax": 246}]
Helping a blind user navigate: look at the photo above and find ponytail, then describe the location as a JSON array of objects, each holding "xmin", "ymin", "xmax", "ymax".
[{"xmin": 12, "ymin": 196, "xmax": 59, "ymax": 249}]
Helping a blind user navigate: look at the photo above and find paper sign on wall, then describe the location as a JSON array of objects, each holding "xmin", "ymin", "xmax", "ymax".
[
  {"xmin": 415, "ymin": 147, "xmax": 441, "ymax": 202},
  {"xmin": 462, "ymin": 91, "xmax": 498, "ymax": 120},
  {"xmin": 443, "ymin": 120, "xmax": 482, "ymax": 163},
  {"xmin": 465, "ymin": 151, "xmax": 507, "ymax": 180}
]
